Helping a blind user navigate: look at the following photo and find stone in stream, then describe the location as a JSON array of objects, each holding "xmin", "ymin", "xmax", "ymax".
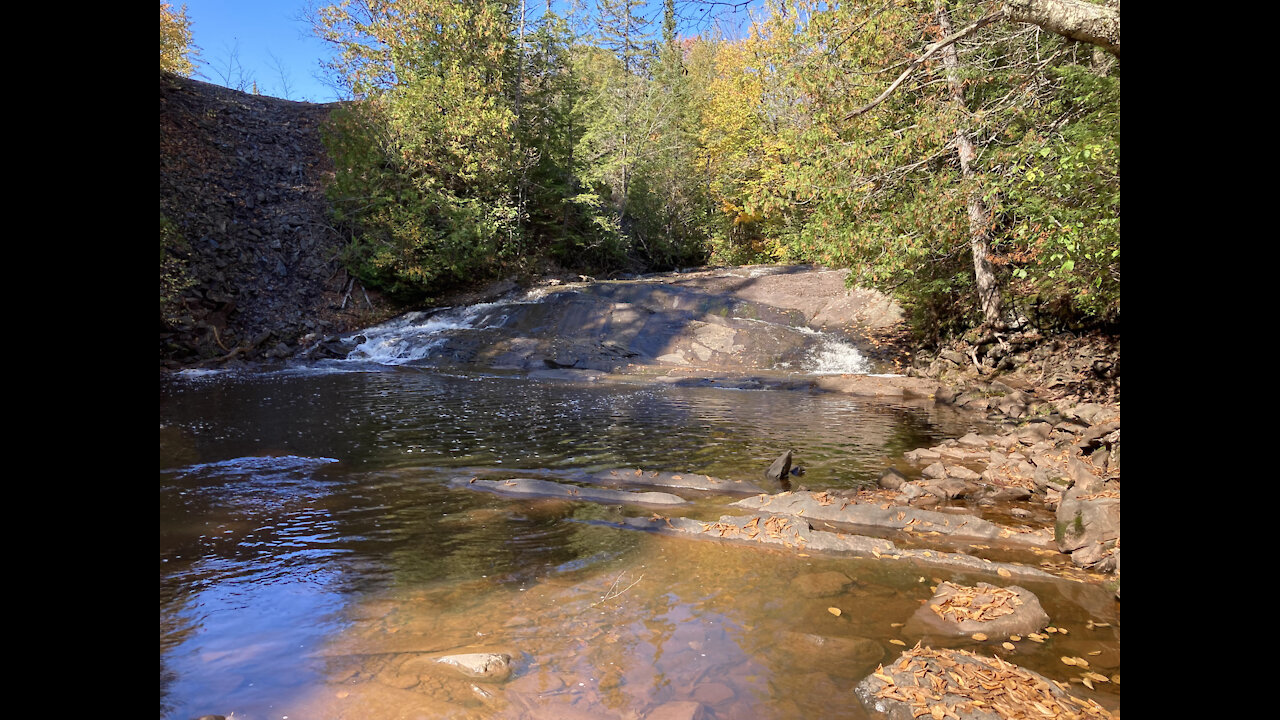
[
  {"xmin": 434, "ymin": 652, "xmax": 513, "ymax": 681},
  {"xmin": 903, "ymin": 581, "xmax": 1050, "ymax": 640},
  {"xmin": 792, "ymin": 570, "xmax": 855, "ymax": 598},
  {"xmin": 458, "ymin": 477, "xmax": 687, "ymax": 506},
  {"xmin": 765, "ymin": 450, "xmax": 793, "ymax": 491}
]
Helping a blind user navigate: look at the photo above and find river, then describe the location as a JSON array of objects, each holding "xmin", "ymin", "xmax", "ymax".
[{"xmin": 160, "ymin": 351, "xmax": 1118, "ymax": 719}]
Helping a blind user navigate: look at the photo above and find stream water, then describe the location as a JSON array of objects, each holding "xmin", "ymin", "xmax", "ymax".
[{"xmin": 160, "ymin": 341, "xmax": 1119, "ymax": 719}]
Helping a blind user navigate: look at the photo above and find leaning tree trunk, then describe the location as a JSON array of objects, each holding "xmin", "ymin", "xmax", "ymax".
[
  {"xmin": 1004, "ymin": 0, "xmax": 1119, "ymax": 57},
  {"xmin": 936, "ymin": 1, "xmax": 1002, "ymax": 328}
]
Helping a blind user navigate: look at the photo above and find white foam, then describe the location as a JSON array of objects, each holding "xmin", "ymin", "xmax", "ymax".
[
  {"xmin": 344, "ymin": 304, "xmax": 500, "ymax": 364},
  {"xmin": 801, "ymin": 331, "xmax": 872, "ymax": 375}
]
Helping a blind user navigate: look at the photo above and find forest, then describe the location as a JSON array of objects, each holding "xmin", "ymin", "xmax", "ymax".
[{"xmin": 163, "ymin": 0, "xmax": 1119, "ymax": 342}]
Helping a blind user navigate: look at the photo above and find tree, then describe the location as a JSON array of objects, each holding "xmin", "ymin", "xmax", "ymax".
[{"xmin": 160, "ymin": 3, "xmax": 198, "ymax": 77}]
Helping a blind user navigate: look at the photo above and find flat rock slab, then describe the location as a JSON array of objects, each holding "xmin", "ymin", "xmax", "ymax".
[
  {"xmin": 731, "ymin": 491, "xmax": 1053, "ymax": 549},
  {"xmin": 589, "ymin": 468, "xmax": 766, "ymax": 495},
  {"xmin": 811, "ymin": 374, "xmax": 939, "ymax": 399},
  {"xmin": 624, "ymin": 513, "xmax": 1055, "ymax": 582},
  {"xmin": 457, "ymin": 477, "xmax": 688, "ymax": 506}
]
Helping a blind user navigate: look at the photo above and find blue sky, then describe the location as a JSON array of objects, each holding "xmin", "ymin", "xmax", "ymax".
[{"xmin": 178, "ymin": 1, "xmax": 763, "ymax": 103}]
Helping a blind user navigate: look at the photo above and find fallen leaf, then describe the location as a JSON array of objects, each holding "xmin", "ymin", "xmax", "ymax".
[
  {"xmin": 828, "ymin": 607, "xmax": 842, "ymax": 616},
  {"xmin": 971, "ymin": 633, "xmax": 988, "ymax": 641},
  {"xmin": 1002, "ymin": 642, "xmax": 1015, "ymax": 651},
  {"xmin": 1009, "ymin": 635, "xmax": 1021, "ymax": 641},
  {"xmin": 1061, "ymin": 656, "xmax": 1077, "ymax": 666},
  {"xmin": 889, "ymin": 639, "xmax": 906, "ymax": 646},
  {"xmin": 997, "ymin": 568, "xmax": 1012, "ymax": 578}
]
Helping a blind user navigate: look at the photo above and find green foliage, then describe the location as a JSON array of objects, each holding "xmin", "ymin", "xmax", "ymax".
[
  {"xmin": 160, "ymin": 3, "xmax": 198, "ymax": 77},
  {"xmin": 309, "ymin": 0, "xmax": 1117, "ymax": 335},
  {"xmin": 694, "ymin": 0, "xmax": 1119, "ymax": 337}
]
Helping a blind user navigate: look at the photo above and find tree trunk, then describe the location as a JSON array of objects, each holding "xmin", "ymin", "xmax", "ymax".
[
  {"xmin": 936, "ymin": 1, "xmax": 1002, "ymax": 328},
  {"xmin": 1003, "ymin": 0, "xmax": 1119, "ymax": 56}
]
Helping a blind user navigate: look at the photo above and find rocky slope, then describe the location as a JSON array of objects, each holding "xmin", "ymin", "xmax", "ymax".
[{"xmin": 159, "ymin": 73, "xmax": 401, "ymax": 368}]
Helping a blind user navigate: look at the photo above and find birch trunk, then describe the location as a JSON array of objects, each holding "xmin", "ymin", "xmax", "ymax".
[{"xmin": 936, "ymin": 1, "xmax": 1002, "ymax": 327}]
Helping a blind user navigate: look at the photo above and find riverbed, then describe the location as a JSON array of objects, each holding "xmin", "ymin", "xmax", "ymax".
[{"xmin": 160, "ymin": 364, "xmax": 1119, "ymax": 719}]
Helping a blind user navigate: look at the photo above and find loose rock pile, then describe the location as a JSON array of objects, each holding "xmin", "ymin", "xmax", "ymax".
[{"xmin": 159, "ymin": 73, "xmax": 400, "ymax": 367}]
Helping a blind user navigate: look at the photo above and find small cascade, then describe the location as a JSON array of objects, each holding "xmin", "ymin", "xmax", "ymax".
[
  {"xmin": 797, "ymin": 328, "xmax": 873, "ymax": 375},
  {"xmin": 343, "ymin": 301, "xmax": 509, "ymax": 364},
  {"xmin": 332, "ymin": 278, "xmax": 877, "ymax": 375}
]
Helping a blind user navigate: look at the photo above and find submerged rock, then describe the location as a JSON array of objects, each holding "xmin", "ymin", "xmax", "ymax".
[
  {"xmin": 792, "ymin": 570, "xmax": 855, "ymax": 598},
  {"xmin": 434, "ymin": 652, "xmax": 513, "ymax": 681},
  {"xmin": 457, "ymin": 477, "xmax": 688, "ymax": 506}
]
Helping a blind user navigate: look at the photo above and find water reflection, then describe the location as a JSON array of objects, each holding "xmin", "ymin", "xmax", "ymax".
[{"xmin": 160, "ymin": 370, "xmax": 1116, "ymax": 719}]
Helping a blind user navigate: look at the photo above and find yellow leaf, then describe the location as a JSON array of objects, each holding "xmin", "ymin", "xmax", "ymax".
[
  {"xmin": 1002, "ymin": 642, "xmax": 1015, "ymax": 650},
  {"xmin": 828, "ymin": 607, "xmax": 842, "ymax": 616},
  {"xmin": 971, "ymin": 633, "xmax": 988, "ymax": 641},
  {"xmin": 997, "ymin": 568, "xmax": 1012, "ymax": 578},
  {"xmin": 1009, "ymin": 635, "xmax": 1021, "ymax": 641},
  {"xmin": 1081, "ymin": 676, "xmax": 1094, "ymax": 690},
  {"xmin": 1061, "ymin": 656, "xmax": 1077, "ymax": 666},
  {"xmin": 890, "ymin": 639, "xmax": 907, "ymax": 646}
]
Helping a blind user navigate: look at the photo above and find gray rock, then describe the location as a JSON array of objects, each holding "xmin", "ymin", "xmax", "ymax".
[
  {"xmin": 766, "ymin": 450, "xmax": 793, "ymax": 483},
  {"xmin": 1055, "ymin": 483, "xmax": 1120, "ymax": 569},
  {"xmin": 855, "ymin": 647, "xmax": 1098, "ymax": 720},
  {"xmin": 903, "ymin": 582, "xmax": 1050, "ymax": 639},
  {"xmin": 921, "ymin": 462, "xmax": 948, "ymax": 479},
  {"xmin": 877, "ymin": 467, "xmax": 909, "ymax": 490}
]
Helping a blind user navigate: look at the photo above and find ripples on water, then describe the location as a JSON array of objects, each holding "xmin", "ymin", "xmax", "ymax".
[{"xmin": 160, "ymin": 369, "xmax": 1118, "ymax": 719}]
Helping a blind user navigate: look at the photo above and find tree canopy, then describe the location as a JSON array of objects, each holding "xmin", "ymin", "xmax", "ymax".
[
  {"xmin": 160, "ymin": 3, "xmax": 198, "ymax": 77},
  {"xmin": 300, "ymin": 0, "xmax": 1117, "ymax": 335}
]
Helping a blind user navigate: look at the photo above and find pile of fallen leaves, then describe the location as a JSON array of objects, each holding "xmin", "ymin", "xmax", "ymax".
[
  {"xmin": 930, "ymin": 583, "xmax": 1023, "ymax": 624},
  {"xmin": 869, "ymin": 644, "xmax": 1114, "ymax": 719},
  {"xmin": 699, "ymin": 515, "xmax": 807, "ymax": 549}
]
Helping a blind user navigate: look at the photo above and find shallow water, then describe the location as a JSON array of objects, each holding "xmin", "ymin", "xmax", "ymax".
[{"xmin": 159, "ymin": 368, "xmax": 1119, "ymax": 719}]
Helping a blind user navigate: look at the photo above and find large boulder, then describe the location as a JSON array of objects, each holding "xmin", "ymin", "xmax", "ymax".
[{"xmin": 1055, "ymin": 482, "xmax": 1120, "ymax": 571}]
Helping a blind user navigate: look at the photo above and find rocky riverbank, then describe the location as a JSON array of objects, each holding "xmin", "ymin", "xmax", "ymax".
[{"xmin": 162, "ymin": 74, "xmax": 1119, "ymax": 719}]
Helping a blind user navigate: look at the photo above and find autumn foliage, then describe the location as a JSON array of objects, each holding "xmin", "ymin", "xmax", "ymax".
[{"xmin": 303, "ymin": 0, "xmax": 1117, "ymax": 331}]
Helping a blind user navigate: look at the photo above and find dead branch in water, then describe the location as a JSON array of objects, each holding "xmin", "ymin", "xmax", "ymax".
[{"xmin": 589, "ymin": 572, "xmax": 644, "ymax": 608}]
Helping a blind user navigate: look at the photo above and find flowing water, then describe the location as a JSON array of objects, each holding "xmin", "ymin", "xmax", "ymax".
[{"xmin": 160, "ymin": 327, "xmax": 1119, "ymax": 719}]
